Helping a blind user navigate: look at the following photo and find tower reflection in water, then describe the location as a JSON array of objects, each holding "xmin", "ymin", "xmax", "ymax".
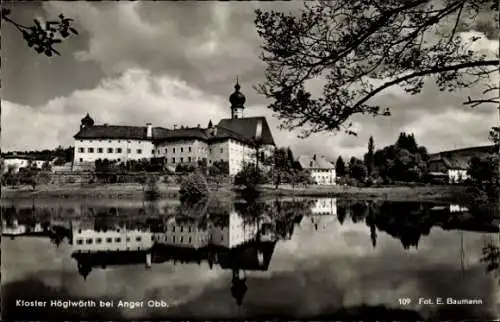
[{"xmin": 68, "ymin": 206, "xmax": 285, "ymax": 307}]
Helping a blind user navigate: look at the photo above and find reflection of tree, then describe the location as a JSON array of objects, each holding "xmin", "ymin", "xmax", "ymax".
[
  {"xmin": 366, "ymin": 206, "xmax": 378, "ymax": 248},
  {"xmin": 337, "ymin": 205, "xmax": 347, "ymax": 225},
  {"xmin": 350, "ymin": 202, "xmax": 370, "ymax": 223},
  {"xmin": 480, "ymin": 237, "xmax": 500, "ymax": 284},
  {"xmin": 370, "ymin": 202, "xmax": 433, "ymax": 249}
]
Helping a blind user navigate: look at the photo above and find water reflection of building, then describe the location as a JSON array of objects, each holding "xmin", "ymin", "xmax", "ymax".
[
  {"xmin": 301, "ymin": 198, "xmax": 337, "ymax": 231},
  {"xmin": 152, "ymin": 211, "xmax": 260, "ymax": 249},
  {"xmin": 70, "ymin": 220, "xmax": 154, "ymax": 278},
  {"xmin": 1, "ymin": 218, "xmax": 69, "ymax": 246},
  {"xmin": 69, "ymin": 212, "xmax": 276, "ymax": 307}
]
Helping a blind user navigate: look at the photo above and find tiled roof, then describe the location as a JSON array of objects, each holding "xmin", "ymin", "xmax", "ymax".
[
  {"xmin": 217, "ymin": 117, "xmax": 275, "ymax": 146},
  {"xmin": 428, "ymin": 155, "xmax": 469, "ymax": 170},
  {"xmin": 74, "ymin": 125, "xmax": 150, "ymax": 140},
  {"xmin": 297, "ymin": 155, "xmax": 336, "ymax": 169},
  {"xmin": 428, "ymin": 145, "xmax": 496, "ymax": 158},
  {"xmin": 155, "ymin": 127, "xmax": 208, "ymax": 142},
  {"xmin": 73, "ymin": 117, "xmax": 276, "ymax": 146}
]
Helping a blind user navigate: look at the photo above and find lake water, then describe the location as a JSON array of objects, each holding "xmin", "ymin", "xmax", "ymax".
[{"xmin": 1, "ymin": 197, "xmax": 499, "ymax": 320}]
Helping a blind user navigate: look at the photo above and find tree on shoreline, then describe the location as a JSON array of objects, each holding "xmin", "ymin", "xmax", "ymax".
[
  {"xmin": 335, "ymin": 156, "xmax": 346, "ymax": 177},
  {"xmin": 365, "ymin": 136, "xmax": 375, "ymax": 176}
]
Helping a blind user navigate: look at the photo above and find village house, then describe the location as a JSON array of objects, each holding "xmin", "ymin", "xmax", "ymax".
[
  {"xmin": 427, "ymin": 145, "xmax": 496, "ymax": 184},
  {"xmin": 72, "ymin": 81, "xmax": 276, "ymax": 175},
  {"xmin": 1, "ymin": 155, "xmax": 56, "ymax": 173},
  {"xmin": 427, "ymin": 155, "xmax": 470, "ymax": 183},
  {"xmin": 297, "ymin": 154, "xmax": 336, "ymax": 185}
]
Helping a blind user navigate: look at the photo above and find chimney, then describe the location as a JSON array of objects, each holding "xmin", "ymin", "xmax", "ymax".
[
  {"xmin": 313, "ymin": 154, "xmax": 317, "ymax": 161},
  {"xmin": 146, "ymin": 123, "xmax": 152, "ymax": 138}
]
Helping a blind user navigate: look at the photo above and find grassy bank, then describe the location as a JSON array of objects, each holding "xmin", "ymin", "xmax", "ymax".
[
  {"xmin": 256, "ymin": 184, "xmax": 471, "ymax": 202},
  {"xmin": 1, "ymin": 183, "xmax": 470, "ymax": 203}
]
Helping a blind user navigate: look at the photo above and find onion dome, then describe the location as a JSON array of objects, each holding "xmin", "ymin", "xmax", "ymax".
[
  {"xmin": 229, "ymin": 79, "xmax": 246, "ymax": 108},
  {"xmin": 81, "ymin": 113, "xmax": 94, "ymax": 127}
]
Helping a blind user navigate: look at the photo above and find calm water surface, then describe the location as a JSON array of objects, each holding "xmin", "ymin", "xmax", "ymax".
[{"xmin": 1, "ymin": 197, "xmax": 499, "ymax": 320}]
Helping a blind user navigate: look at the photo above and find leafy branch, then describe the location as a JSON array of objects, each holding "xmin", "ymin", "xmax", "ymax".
[
  {"xmin": 255, "ymin": 0, "xmax": 499, "ymax": 137},
  {"xmin": 1, "ymin": 8, "xmax": 79, "ymax": 57}
]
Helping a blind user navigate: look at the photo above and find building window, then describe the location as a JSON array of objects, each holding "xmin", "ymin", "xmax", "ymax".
[
  {"xmin": 188, "ymin": 156, "xmax": 191, "ymax": 162},
  {"xmin": 189, "ymin": 237, "xmax": 192, "ymax": 243},
  {"xmin": 180, "ymin": 236, "xmax": 184, "ymax": 243},
  {"xmin": 98, "ymin": 148, "xmax": 103, "ymax": 153},
  {"xmin": 181, "ymin": 147, "xmax": 184, "ymax": 153},
  {"xmin": 173, "ymin": 148, "xmax": 176, "ymax": 153},
  {"xmin": 188, "ymin": 147, "xmax": 191, "ymax": 152},
  {"xmin": 180, "ymin": 157, "xmax": 184, "ymax": 163},
  {"xmin": 115, "ymin": 237, "xmax": 121, "ymax": 242},
  {"xmin": 188, "ymin": 226, "xmax": 191, "ymax": 233},
  {"xmin": 137, "ymin": 149, "xmax": 142, "ymax": 154},
  {"xmin": 172, "ymin": 157, "xmax": 175, "ymax": 163},
  {"xmin": 96, "ymin": 238, "xmax": 102, "ymax": 244},
  {"xmin": 209, "ymin": 148, "xmax": 212, "ymax": 153},
  {"xmin": 173, "ymin": 236, "xmax": 176, "ymax": 242},
  {"xmin": 106, "ymin": 237, "xmax": 112, "ymax": 243},
  {"xmin": 152, "ymin": 149, "xmax": 155, "ymax": 154},
  {"xmin": 126, "ymin": 237, "xmax": 130, "ymax": 242},
  {"xmin": 86, "ymin": 238, "xmax": 93, "ymax": 244},
  {"xmin": 127, "ymin": 149, "xmax": 131, "ymax": 153},
  {"xmin": 151, "ymin": 235, "xmax": 155, "ymax": 241},
  {"xmin": 165, "ymin": 148, "xmax": 168, "ymax": 153},
  {"xmin": 108, "ymin": 140, "xmax": 112, "ymax": 143},
  {"xmin": 76, "ymin": 239, "xmax": 83, "ymax": 245},
  {"xmin": 128, "ymin": 140, "xmax": 131, "ymax": 143},
  {"xmin": 136, "ymin": 236, "xmax": 142, "ymax": 242},
  {"xmin": 79, "ymin": 158, "xmax": 83, "ymax": 162},
  {"xmin": 107, "ymin": 148, "xmax": 113, "ymax": 153},
  {"xmin": 78, "ymin": 148, "xmax": 84, "ymax": 153},
  {"xmin": 220, "ymin": 148, "xmax": 223, "ymax": 153},
  {"xmin": 116, "ymin": 148, "xmax": 122, "ymax": 153},
  {"xmin": 87, "ymin": 147, "xmax": 94, "ymax": 153}
]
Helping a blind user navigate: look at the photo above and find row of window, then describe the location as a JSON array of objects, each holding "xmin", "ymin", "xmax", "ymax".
[
  {"xmin": 154, "ymin": 235, "xmax": 196, "ymax": 243},
  {"xmin": 75, "ymin": 235, "xmax": 225, "ymax": 245},
  {"xmin": 77, "ymin": 147, "xmax": 225, "ymax": 155},
  {"xmin": 157, "ymin": 147, "xmax": 223, "ymax": 154},
  {"xmin": 76, "ymin": 235, "xmax": 146, "ymax": 245},
  {"xmin": 78, "ymin": 147, "xmax": 146, "ymax": 154}
]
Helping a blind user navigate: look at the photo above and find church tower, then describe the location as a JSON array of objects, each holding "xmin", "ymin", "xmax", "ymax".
[
  {"xmin": 80, "ymin": 113, "xmax": 95, "ymax": 130},
  {"xmin": 229, "ymin": 77, "xmax": 246, "ymax": 119}
]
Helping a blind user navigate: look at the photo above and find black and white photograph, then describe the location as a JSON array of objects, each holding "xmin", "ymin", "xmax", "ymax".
[{"xmin": 1, "ymin": 1, "xmax": 499, "ymax": 320}]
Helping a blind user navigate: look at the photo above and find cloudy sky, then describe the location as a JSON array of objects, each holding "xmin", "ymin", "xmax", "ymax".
[{"xmin": 2, "ymin": 1, "xmax": 499, "ymax": 160}]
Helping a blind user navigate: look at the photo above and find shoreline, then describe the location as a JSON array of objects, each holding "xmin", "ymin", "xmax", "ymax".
[{"xmin": 1, "ymin": 183, "xmax": 471, "ymax": 203}]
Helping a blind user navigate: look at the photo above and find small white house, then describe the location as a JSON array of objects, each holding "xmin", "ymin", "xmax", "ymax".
[
  {"xmin": 297, "ymin": 154, "xmax": 336, "ymax": 185},
  {"xmin": 2, "ymin": 156, "xmax": 31, "ymax": 173},
  {"xmin": 2, "ymin": 155, "xmax": 56, "ymax": 173}
]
